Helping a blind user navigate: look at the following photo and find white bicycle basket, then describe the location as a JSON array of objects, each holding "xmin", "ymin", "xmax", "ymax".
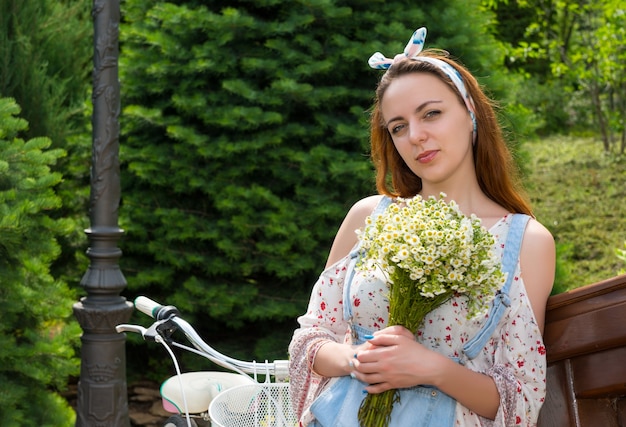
[{"xmin": 209, "ymin": 382, "xmax": 298, "ymax": 427}]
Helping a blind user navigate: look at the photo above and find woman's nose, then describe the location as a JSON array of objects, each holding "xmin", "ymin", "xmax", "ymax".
[{"xmin": 408, "ymin": 122, "xmax": 426, "ymax": 145}]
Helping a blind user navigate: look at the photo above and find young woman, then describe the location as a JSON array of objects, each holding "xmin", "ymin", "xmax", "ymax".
[{"xmin": 288, "ymin": 28, "xmax": 555, "ymax": 427}]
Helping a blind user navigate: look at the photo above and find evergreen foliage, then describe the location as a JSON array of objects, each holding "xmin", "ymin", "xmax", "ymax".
[
  {"xmin": 0, "ymin": 97, "xmax": 79, "ymax": 426},
  {"xmin": 0, "ymin": 0, "xmax": 91, "ymax": 144},
  {"xmin": 0, "ymin": 0, "xmax": 93, "ymax": 288},
  {"xmin": 0, "ymin": 1, "xmax": 90, "ymax": 422},
  {"xmin": 118, "ymin": 0, "xmax": 511, "ymax": 367}
]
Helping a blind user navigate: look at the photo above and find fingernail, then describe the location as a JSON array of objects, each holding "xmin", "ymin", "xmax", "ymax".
[
  {"xmin": 350, "ymin": 372, "xmax": 356, "ymax": 379},
  {"xmin": 353, "ymin": 353, "xmax": 358, "ymax": 358},
  {"xmin": 363, "ymin": 334, "xmax": 374, "ymax": 340}
]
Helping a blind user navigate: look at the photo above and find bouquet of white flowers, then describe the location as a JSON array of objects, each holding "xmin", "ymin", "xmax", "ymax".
[{"xmin": 355, "ymin": 194, "xmax": 506, "ymax": 427}]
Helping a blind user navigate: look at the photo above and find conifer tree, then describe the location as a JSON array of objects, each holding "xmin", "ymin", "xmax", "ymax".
[
  {"xmin": 0, "ymin": 0, "xmax": 93, "ymax": 288},
  {"xmin": 0, "ymin": 0, "xmax": 91, "ymax": 144},
  {"xmin": 0, "ymin": 97, "xmax": 79, "ymax": 426}
]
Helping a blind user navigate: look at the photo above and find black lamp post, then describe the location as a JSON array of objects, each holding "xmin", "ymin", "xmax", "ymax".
[{"xmin": 73, "ymin": 0, "xmax": 133, "ymax": 425}]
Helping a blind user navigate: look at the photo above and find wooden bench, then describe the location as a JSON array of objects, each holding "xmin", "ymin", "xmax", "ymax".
[{"xmin": 538, "ymin": 274, "xmax": 626, "ymax": 426}]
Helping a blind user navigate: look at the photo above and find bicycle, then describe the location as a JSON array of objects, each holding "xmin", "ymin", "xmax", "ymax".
[{"xmin": 116, "ymin": 296, "xmax": 298, "ymax": 427}]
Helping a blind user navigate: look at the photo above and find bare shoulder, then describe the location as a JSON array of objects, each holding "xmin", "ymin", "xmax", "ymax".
[
  {"xmin": 347, "ymin": 194, "xmax": 386, "ymax": 221},
  {"xmin": 523, "ymin": 218, "xmax": 555, "ymax": 255},
  {"xmin": 520, "ymin": 218, "xmax": 556, "ymax": 331},
  {"xmin": 324, "ymin": 195, "xmax": 386, "ymax": 268}
]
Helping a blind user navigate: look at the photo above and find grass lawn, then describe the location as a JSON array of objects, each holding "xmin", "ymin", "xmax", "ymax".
[{"xmin": 524, "ymin": 135, "xmax": 626, "ymax": 293}]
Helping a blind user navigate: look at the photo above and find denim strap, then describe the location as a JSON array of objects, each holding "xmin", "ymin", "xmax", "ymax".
[
  {"xmin": 462, "ymin": 214, "xmax": 530, "ymax": 359},
  {"xmin": 343, "ymin": 196, "xmax": 392, "ymax": 322}
]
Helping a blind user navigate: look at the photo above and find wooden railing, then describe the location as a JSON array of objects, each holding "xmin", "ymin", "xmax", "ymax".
[{"xmin": 537, "ymin": 274, "xmax": 626, "ymax": 426}]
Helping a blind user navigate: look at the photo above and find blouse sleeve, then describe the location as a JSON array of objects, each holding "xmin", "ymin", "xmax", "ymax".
[
  {"xmin": 475, "ymin": 276, "xmax": 547, "ymax": 426},
  {"xmin": 288, "ymin": 255, "xmax": 353, "ymax": 422}
]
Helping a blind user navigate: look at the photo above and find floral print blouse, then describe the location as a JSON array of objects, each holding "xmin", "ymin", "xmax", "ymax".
[{"xmin": 288, "ymin": 214, "xmax": 547, "ymax": 427}]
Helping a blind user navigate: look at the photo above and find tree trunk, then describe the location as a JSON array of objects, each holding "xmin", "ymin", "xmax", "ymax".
[{"xmin": 588, "ymin": 80, "xmax": 610, "ymax": 152}]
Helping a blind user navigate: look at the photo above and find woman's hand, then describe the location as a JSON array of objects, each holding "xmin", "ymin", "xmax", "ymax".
[{"xmin": 350, "ymin": 325, "xmax": 448, "ymax": 393}]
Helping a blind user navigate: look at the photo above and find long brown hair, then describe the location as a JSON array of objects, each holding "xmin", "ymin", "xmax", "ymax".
[{"xmin": 369, "ymin": 51, "xmax": 533, "ymax": 216}]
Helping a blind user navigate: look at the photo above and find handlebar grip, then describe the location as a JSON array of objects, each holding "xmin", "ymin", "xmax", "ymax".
[
  {"xmin": 135, "ymin": 296, "xmax": 181, "ymax": 320},
  {"xmin": 135, "ymin": 296, "xmax": 162, "ymax": 318}
]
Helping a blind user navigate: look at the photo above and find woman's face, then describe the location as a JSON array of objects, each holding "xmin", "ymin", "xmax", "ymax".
[{"xmin": 380, "ymin": 72, "xmax": 475, "ymax": 190}]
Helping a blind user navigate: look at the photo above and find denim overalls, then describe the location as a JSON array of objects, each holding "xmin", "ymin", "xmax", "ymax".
[{"xmin": 310, "ymin": 197, "xmax": 530, "ymax": 427}]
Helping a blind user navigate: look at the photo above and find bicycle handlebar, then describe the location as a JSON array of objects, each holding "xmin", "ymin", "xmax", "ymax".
[{"xmin": 123, "ymin": 296, "xmax": 290, "ymax": 381}]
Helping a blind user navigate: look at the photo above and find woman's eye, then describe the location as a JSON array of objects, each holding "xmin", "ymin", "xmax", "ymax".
[
  {"xmin": 390, "ymin": 124, "xmax": 405, "ymax": 134},
  {"xmin": 425, "ymin": 110, "xmax": 441, "ymax": 119}
]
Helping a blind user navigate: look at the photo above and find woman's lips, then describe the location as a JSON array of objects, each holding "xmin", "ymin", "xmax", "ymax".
[{"xmin": 417, "ymin": 150, "xmax": 438, "ymax": 163}]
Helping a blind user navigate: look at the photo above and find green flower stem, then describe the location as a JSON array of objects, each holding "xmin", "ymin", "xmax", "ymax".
[
  {"xmin": 357, "ymin": 271, "xmax": 454, "ymax": 427},
  {"xmin": 358, "ymin": 389, "xmax": 399, "ymax": 427}
]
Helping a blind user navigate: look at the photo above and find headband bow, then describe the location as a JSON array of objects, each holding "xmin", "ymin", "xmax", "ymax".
[
  {"xmin": 368, "ymin": 27, "xmax": 428, "ymax": 70},
  {"xmin": 369, "ymin": 27, "xmax": 477, "ymax": 139}
]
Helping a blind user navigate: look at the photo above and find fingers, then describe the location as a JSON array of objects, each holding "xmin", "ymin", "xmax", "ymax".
[
  {"xmin": 379, "ymin": 325, "xmax": 415, "ymax": 338},
  {"xmin": 348, "ymin": 366, "xmax": 396, "ymax": 394},
  {"xmin": 365, "ymin": 382, "xmax": 394, "ymax": 394},
  {"xmin": 349, "ymin": 334, "xmax": 427, "ymax": 389},
  {"xmin": 353, "ymin": 330, "xmax": 417, "ymax": 371},
  {"xmin": 364, "ymin": 333, "xmax": 401, "ymax": 348},
  {"xmin": 348, "ymin": 362, "xmax": 383, "ymax": 387},
  {"xmin": 367, "ymin": 325, "xmax": 415, "ymax": 342},
  {"xmin": 356, "ymin": 343, "xmax": 395, "ymax": 366},
  {"xmin": 352, "ymin": 344, "xmax": 397, "ymax": 380},
  {"xmin": 359, "ymin": 331, "xmax": 415, "ymax": 356}
]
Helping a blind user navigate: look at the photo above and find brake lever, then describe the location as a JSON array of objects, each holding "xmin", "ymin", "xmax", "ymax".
[
  {"xmin": 116, "ymin": 318, "xmax": 175, "ymax": 343},
  {"xmin": 115, "ymin": 324, "xmax": 148, "ymax": 336}
]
